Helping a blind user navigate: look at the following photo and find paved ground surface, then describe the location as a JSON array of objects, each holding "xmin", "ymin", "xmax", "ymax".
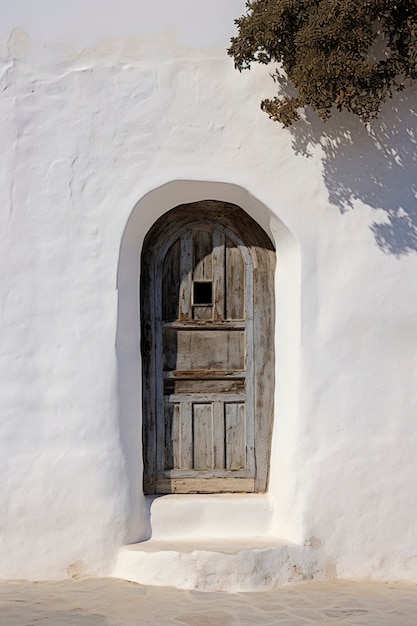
[{"xmin": 1, "ymin": 578, "xmax": 417, "ymax": 625}]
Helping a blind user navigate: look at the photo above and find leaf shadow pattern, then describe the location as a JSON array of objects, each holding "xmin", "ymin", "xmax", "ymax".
[{"xmin": 287, "ymin": 84, "xmax": 417, "ymax": 256}]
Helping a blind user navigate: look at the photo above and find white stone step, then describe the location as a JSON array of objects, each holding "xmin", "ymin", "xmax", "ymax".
[
  {"xmin": 112, "ymin": 537, "xmax": 323, "ymax": 592},
  {"xmin": 143, "ymin": 493, "xmax": 274, "ymax": 540}
]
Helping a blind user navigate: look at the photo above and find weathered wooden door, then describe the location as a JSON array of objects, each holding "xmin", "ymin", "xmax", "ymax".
[{"xmin": 142, "ymin": 201, "xmax": 275, "ymax": 494}]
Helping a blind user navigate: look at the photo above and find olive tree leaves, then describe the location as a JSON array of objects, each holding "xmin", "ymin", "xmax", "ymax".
[{"xmin": 228, "ymin": 0, "xmax": 417, "ymax": 126}]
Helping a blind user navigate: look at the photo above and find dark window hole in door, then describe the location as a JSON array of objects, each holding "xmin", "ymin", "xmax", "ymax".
[{"xmin": 193, "ymin": 281, "xmax": 213, "ymax": 305}]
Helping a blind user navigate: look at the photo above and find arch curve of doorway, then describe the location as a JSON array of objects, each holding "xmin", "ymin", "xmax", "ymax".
[{"xmin": 116, "ymin": 180, "xmax": 301, "ymax": 544}]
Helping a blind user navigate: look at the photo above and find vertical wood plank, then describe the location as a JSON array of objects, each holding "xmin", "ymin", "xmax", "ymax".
[
  {"xmin": 193, "ymin": 306, "xmax": 213, "ymax": 320},
  {"xmin": 243, "ymin": 248, "xmax": 255, "ymax": 475},
  {"xmin": 212, "ymin": 230, "xmax": 225, "ymax": 321},
  {"xmin": 225, "ymin": 403, "xmax": 246, "ymax": 470},
  {"xmin": 252, "ymin": 247, "xmax": 275, "ymax": 491},
  {"xmin": 193, "ymin": 229, "xmax": 213, "ymax": 280},
  {"xmin": 179, "ymin": 231, "xmax": 192, "ymax": 321},
  {"xmin": 193, "ymin": 403, "xmax": 214, "ymax": 469},
  {"xmin": 177, "ymin": 330, "xmax": 244, "ymax": 371},
  {"xmin": 213, "ymin": 401, "xmax": 225, "ymax": 469},
  {"xmin": 193, "ymin": 229, "xmax": 213, "ymax": 321},
  {"xmin": 225, "ymin": 237, "xmax": 244, "ymax": 320},
  {"xmin": 162, "ymin": 327, "xmax": 178, "ymax": 371},
  {"xmin": 162, "ymin": 239, "xmax": 181, "ymax": 321},
  {"xmin": 164, "ymin": 403, "xmax": 180, "ymax": 470},
  {"xmin": 180, "ymin": 401, "xmax": 193, "ymax": 470}
]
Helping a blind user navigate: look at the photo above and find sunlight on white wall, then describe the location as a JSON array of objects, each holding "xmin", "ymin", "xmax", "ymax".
[{"xmin": 1, "ymin": 0, "xmax": 246, "ymax": 50}]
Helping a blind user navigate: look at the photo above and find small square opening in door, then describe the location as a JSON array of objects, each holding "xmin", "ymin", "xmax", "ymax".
[{"xmin": 193, "ymin": 281, "xmax": 213, "ymax": 305}]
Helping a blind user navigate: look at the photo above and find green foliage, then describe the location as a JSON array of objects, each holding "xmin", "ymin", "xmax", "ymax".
[{"xmin": 228, "ymin": 0, "xmax": 417, "ymax": 126}]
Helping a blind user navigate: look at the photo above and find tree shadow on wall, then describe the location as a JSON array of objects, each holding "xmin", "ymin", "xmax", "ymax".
[{"xmin": 286, "ymin": 83, "xmax": 417, "ymax": 256}]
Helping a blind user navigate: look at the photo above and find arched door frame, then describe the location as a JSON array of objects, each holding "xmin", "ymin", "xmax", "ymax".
[{"xmin": 141, "ymin": 200, "xmax": 276, "ymax": 494}]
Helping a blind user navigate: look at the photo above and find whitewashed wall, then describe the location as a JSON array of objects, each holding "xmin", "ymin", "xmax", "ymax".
[{"xmin": 1, "ymin": 0, "xmax": 417, "ymax": 583}]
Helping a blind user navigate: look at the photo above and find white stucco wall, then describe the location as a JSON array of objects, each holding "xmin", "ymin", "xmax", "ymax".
[{"xmin": 1, "ymin": 0, "xmax": 417, "ymax": 585}]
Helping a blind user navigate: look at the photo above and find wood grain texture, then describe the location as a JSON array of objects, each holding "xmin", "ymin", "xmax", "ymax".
[
  {"xmin": 166, "ymin": 330, "xmax": 245, "ymax": 371},
  {"xmin": 192, "ymin": 403, "xmax": 214, "ymax": 469},
  {"xmin": 164, "ymin": 403, "xmax": 180, "ymax": 470},
  {"xmin": 225, "ymin": 403, "xmax": 246, "ymax": 470},
  {"xmin": 225, "ymin": 237, "xmax": 244, "ymax": 320},
  {"xmin": 164, "ymin": 379, "xmax": 245, "ymax": 395},
  {"xmin": 193, "ymin": 229, "xmax": 213, "ymax": 281},
  {"xmin": 155, "ymin": 478, "xmax": 255, "ymax": 494},
  {"xmin": 179, "ymin": 231, "xmax": 192, "ymax": 321},
  {"xmin": 162, "ymin": 239, "xmax": 181, "ymax": 321},
  {"xmin": 212, "ymin": 230, "xmax": 225, "ymax": 322}
]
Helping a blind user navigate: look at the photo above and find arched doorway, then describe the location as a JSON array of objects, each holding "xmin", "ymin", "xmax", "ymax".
[{"xmin": 141, "ymin": 200, "xmax": 275, "ymax": 494}]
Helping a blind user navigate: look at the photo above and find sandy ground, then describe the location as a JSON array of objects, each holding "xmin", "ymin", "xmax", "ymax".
[{"xmin": 1, "ymin": 578, "xmax": 417, "ymax": 625}]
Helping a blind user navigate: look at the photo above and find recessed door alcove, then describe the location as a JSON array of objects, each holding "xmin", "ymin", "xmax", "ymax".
[{"xmin": 141, "ymin": 200, "xmax": 276, "ymax": 495}]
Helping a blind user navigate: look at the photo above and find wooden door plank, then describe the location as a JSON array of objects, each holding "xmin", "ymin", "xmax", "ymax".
[
  {"xmin": 213, "ymin": 401, "xmax": 225, "ymax": 469},
  {"xmin": 192, "ymin": 229, "xmax": 213, "ymax": 321},
  {"xmin": 162, "ymin": 327, "xmax": 178, "ymax": 372},
  {"xmin": 164, "ymin": 370, "xmax": 245, "ymax": 379},
  {"xmin": 162, "ymin": 239, "xmax": 181, "ymax": 321},
  {"xmin": 162, "ymin": 468, "xmax": 252, "ymax": 478},
  {"xmin": 164, "ymin": 403, "xmax": 180, "ymax": 470},
  {"xmin": 164, "ymin": 378, "xmax": 245, "ymax": 395},
  {"xmin": 225, "ymin": 402, "xmax": 247, "ymax": 470},
  {"xmin": 155, "ymin": 477, "xmax": 255, "ymax": 494},
  {"xmin": 192, "ymin": 403, "xmax": 214, "ymax": 469},
  {"xmin": 180, "ymin": 401, "xmax": 193, "ymax": 470},
  {"xmin": 193, "ymin": 229, "xmax": 213, "ymax": 281},
  {"xmin": 163, "ymin": 321, "xmax": 246, "ymax": 330},
  {"xmin": 212, "ymin": 230, "xmax": 225, "ymax": 321},
  {"xmin": 167, "ymin": 393, "xmax": 244, "ymax": 404},
  {"xmin": 192, "ymin": 306, "xmax": 213, "ymax": 320},
  {"xmin": 174, "ymin": 330, "xmax": 245, "ymax": 371},
  {"xmin": 179, "ymin": 231, "xmax": 192, "ymax": 321},
  {"xmin": 243, "ymin": 248, "xmax": 256, "ymax": 475},
  {"xmin": 225, "ymin": 237, "xmax": 245, "ymax": 320}
]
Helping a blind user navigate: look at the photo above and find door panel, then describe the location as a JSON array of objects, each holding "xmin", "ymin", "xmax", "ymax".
[
  {"xmin": 225, "ymin": 403, "xmax": 247, "ymax": 470},
  {"xmin": 158, "ymin": 225, "xmax": 252, "ymax": 491},
  {"xmin": 163, "ymin": 329, "xmax": 245, "ymax": 371},
  {"xmin": 164, "ymin": 379, "xmax": 245, "ymax": 395},
  {"xmin": 193, "ymin": 230, "xmax": 213, "ymax": 280},
  {"xmin": 192, "ymin": 403, "xmax": 215, "ymax": 470},
  {"xmin": 162, "ymin": 239, "xmax": 181, "ymax": 321},
  {"xmin": 225, "ymin": 237, "xmax": 245, "ymax": 320},
  {"xmin": 164, "ymin": 403, "xmax": 180, "ymax": 470},
  {"xmin": 141, "ymin": 201, "xmax": 275, "ymax": 494}
]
